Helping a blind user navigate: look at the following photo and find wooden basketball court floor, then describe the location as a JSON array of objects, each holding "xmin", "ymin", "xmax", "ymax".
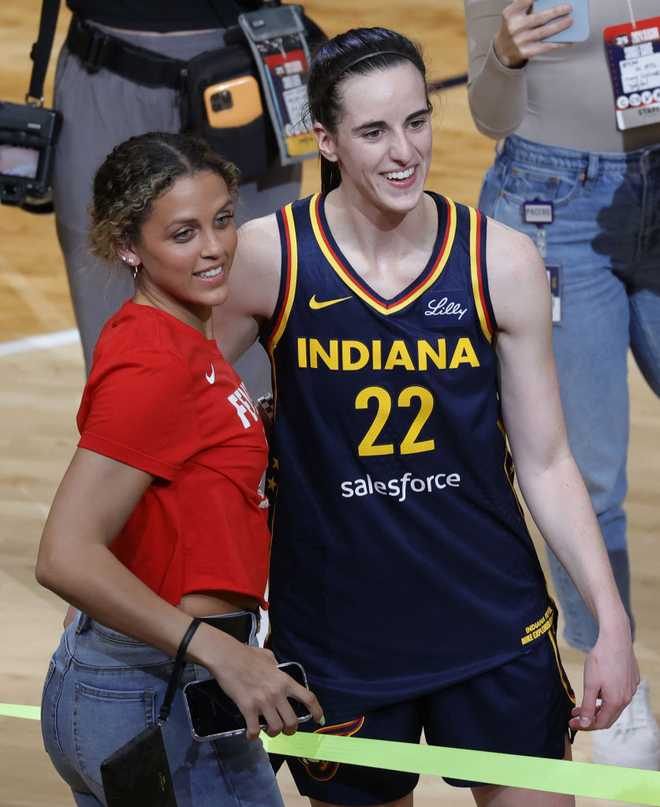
[{"xmin": 0, "ymin": 2, "xmax": 658, "ymax": 805}]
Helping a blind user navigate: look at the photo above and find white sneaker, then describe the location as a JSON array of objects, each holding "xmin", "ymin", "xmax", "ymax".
[{"xmin": 591, "ymin": 680, "xmax": 660, "ymax": 769}]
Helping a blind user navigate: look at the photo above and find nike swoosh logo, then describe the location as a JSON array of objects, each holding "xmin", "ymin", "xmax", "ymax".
[
  {"xmin": 309, "ymin": 294, "xmax": 352, "ymax": 310},
  {"xmin": 205, "ymin": 363, "xmax": 216, "ymax": 385}
]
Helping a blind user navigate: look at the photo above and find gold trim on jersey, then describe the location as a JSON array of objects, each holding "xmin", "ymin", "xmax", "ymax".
[
  {"xmin": 547, "ymin": 616, "xmax": 577, "ymax": 705},
  {"xmin": 309, "ymin": 193, "xmax": 458, "ymax": 316},
  {"xmin": 267, "ymin": 203, "xmax": 299, "ymax": 356},
  {"xmin": 498, "ymin": 416, "xmax": 526, "ymax": 520},
  {"xmin": 468, "ymin": 207, "xmax": 494, "ymax": 343}
]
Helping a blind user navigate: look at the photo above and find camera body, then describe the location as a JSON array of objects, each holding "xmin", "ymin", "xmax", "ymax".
[{"xmin": 0, "ymin": 100, "xmax": 61, "ymax": 209}]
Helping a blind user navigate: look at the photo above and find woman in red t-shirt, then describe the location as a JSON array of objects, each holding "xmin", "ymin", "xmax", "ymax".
[{"xmin": 36, "ymin": 132, "xmax": 322, "ymax": 806}]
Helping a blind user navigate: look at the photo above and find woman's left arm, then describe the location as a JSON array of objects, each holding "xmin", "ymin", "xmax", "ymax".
[{"xmin": 486, "ymin": 218, "xmax": 639, "ymax": 731}]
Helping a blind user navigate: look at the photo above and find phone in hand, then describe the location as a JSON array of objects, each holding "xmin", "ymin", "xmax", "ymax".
[
  {"xmin": 183, "ymin": 661, "xmax": 313, "ymax": 741},
  {"xmin": 533, "ymin": 0, "xmax": 590, "ymax": 43}
]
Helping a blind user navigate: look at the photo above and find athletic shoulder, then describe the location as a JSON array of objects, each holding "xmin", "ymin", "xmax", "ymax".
[
  {"xmin": 485, "ymin": 216, "xmax": 550, "ymax": 333},
  {"xmin": 236, "ymin": 212, "xmax": 280, "ymax": 268}
]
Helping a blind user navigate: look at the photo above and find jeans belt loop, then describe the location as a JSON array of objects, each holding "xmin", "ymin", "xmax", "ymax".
[
  {"xmin": 586, "ymin": 152, "xmax": 600, "ymax": 182},
  {"xmin": 75, "ymin": 612, "xmax": 91, "ymax": 634},
  {"xmin": 640, "ymin": 147, "xmax": 654, "ymax": 177}
]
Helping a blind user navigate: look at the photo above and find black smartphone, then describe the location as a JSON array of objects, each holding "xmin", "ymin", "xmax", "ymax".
[{"xmin": 183, "ymin": 661, "xmax": 313, "ymax": 741}]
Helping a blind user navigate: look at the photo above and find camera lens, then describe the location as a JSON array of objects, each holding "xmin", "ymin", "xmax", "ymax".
[{"xmin": 210, "ymin": 90, "xmax": 234, "ymax": 112}]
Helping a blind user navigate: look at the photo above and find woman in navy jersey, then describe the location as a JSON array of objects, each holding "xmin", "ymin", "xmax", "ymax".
[
  {"xmin": 215, "ymin": 27, "xmax": 641, "ymax": 807},
  {"xmin": 36, "ymin": 132, "xmax": 322, "ymax": 806}
]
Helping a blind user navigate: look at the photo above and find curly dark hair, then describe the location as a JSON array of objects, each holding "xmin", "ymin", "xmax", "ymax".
[{"xmin": 89, "ymin": 132, "xmax": 240, "ymax": 264}]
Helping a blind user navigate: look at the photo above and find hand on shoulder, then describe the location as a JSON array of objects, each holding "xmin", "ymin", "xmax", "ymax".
[
  {"xmin": 213, "ymin": 213, "xmax": 282, "ymax": 363},
  {"xmin": 230, "ymin": 213, "xmax": 281, "ymax": 321}
]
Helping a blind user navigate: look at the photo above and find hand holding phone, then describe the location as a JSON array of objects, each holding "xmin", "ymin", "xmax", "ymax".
[
  {"xmin": 184, "ymin": 661, "xmax": 320, "ymax": 741},
  {"xmin": 494, "ymin": 0, "xmax": 576, "ymax": 69},
  {"xmin": 533, "ymin": 0, "xmax": 590, "ymax": 43},
  {"xmin": 190, "ymin": 622, "xmax": 324, "ymax": 739}
]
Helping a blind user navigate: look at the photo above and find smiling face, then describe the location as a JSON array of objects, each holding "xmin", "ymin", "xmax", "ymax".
[
  {"xmin": 315, "ymin": 61, "xmax": 432, "ymax": 216},
  {"xmin": 119, "ymin": 169, "xmax": 237, "ymax": 327}
]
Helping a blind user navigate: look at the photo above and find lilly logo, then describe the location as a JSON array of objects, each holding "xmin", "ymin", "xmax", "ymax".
[{"xmin": 425, "ymin": 297, "xmax": 467, "ymax": 320}]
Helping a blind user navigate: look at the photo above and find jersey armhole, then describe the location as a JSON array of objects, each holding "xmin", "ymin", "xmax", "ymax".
[
  {"xmin": 469, "ymin": 207, "xmax": 498, "ymax": 342},
  {"xmin": 260, "ymin": 204, "xmax": 298, "ymax": 355}
]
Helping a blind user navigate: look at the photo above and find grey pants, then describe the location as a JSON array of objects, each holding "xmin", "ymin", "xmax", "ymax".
[{"xmin": 53, "ymin": 22, "xmax": 301, "ymax": 395}]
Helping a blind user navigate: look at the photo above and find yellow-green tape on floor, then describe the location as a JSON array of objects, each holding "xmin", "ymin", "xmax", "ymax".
[
  {"xmin": 264, "ymin": 732, "xmax": 660, "ymax": 804},
  {"xmin": 3, "ymin": 703, "xmax": 660, "ymax": 804}
]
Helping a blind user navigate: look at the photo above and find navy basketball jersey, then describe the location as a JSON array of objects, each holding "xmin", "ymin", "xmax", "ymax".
[{"xmin": 261, "ymin": 193, "xmax": 561, "ymax": 716}]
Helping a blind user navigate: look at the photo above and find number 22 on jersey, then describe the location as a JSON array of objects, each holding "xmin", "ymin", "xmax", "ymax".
[{"xmin": 355, "ymin": 386, "xmax": 435, "ymax": 457}]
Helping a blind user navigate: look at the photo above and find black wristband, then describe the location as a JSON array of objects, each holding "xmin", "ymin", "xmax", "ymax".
[{"xmin": 158, "ymin": 618, "xmax": 202, "ymax": 724}]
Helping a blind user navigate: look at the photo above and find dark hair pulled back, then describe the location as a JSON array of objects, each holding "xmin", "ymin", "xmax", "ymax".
[
  {"xmin": 90, "ymin": 132, "xmax": 239, "ymax": 265},
  {"xmin": 307, "ymin": 27, "xmax": 428, "ymax": 194}
]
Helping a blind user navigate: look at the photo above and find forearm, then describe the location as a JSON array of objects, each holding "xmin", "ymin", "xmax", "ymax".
[
  {"xmin": 465, "ymin": 1, "xmax": 527, "ymax": 138},
  {"xmin": 36, "ymin": 538, "xmax": 234, "ymax": 665},
  {"xmin": 517, "ymin": 452, "xmax": 630, "ymax": 634},
  {"xmin": 468, "ymin": 41, "xmax": 527, "ymax": 138},
  {"xmin": 37, "ymin": 535, "xmax": 324, "ymax": 737}
]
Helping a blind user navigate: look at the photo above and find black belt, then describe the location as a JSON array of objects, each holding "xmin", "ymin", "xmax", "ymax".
[{"xmin": 65, "ymin": 16, "xmax": 188, "ymax": 89}]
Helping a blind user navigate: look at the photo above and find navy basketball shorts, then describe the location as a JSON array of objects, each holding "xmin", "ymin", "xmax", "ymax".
[{"xmin": 282, "ymin": 636, "xmax": 575, "ymax": 805}]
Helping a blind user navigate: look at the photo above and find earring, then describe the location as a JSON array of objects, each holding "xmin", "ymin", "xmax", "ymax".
[{"xmin": 121, "ymin": 255, "xmax": 139, "ymax": 280}]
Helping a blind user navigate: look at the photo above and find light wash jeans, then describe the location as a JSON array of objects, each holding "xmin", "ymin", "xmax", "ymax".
[
  {"xmin": 40, "ymin": 612, "xmax": 284, "ymax": 806},
  {"xmin": 479, "ymin": 134, "xmax": 660, "ymax": 652}
]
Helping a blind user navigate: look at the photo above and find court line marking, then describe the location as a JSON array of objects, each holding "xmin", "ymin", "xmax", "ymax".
[
  {"xmin": 0, "ymin": 329, "xmax": 79, "ymax": 357},
  {"xmin": 3, "ymin": 703, "xmax": 660, "ymax": 803}
]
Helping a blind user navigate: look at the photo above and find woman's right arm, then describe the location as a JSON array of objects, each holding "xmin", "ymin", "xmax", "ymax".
[
  {"xmin": 36, "ymin": 447, "xmax": 323, "ymax": 738},
  {"xmin": 213, "ymin": 213, "xmax": 282, "ymax": 363},
  {"xmin": 464, "ymin": 0, "xmax": 572, "ymax": 139}
]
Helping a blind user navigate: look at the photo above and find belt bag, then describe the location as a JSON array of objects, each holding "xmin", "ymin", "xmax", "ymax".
[
  {"xmin": 180, "ymin": 41, "xmax": 276, "ymax": 183},
  {"xmin": 182, "ymin": 6, "xmax": 321, "ymax": 180},
  {"xmin": 66, "ymin": 6, "xmax": 324, "ymax": 183}
]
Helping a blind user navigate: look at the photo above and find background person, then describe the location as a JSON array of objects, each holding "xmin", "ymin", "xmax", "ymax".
[
  {"xmin": 53, "ymin": 0, "xmax": 304, "ymax": 393},
  {"xmin": 464, "ymin": 0, "xmax": 660, "ymax": 769},
  {"xmin": 215, "ymin": 26, "xmax": 638, "ymax": 807},
  {"xmin": 36, "ymin": 132, "xmax": 322, "ymax": 806}
]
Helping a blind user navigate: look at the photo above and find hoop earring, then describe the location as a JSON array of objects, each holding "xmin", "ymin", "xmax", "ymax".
[{"xmin": 132, "ymin": 265, "xmax": 139, "ymax": 281}]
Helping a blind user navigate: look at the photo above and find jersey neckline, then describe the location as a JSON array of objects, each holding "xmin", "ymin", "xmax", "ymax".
[{"xmin": 309, "ymin": 191, "xmax": 457, "ymax": 316}]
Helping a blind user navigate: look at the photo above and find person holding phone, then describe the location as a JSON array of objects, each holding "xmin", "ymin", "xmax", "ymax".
[
  {"xmin": 464, "ymin": 0, "xmax": 660, "ymax": 769},
  {"xmin": 36, "ymin": 132, "xmax": 323, "ymax": 807},
  {"xmin": 215, "ymin": 26, "xmax": 639, "ymax": 806}
]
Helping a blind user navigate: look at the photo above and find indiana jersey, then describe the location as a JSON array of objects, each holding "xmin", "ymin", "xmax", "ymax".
[{"xmin": 261, "ymin": 192, "xmax": 557, "ymax": 717}]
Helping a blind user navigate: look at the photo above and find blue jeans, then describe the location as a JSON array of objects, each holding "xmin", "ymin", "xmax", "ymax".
[
  {"xmin": 40, "ymin": 613, "xmax": 284, "ymax": 806},
  {"xmin": 479, "ymin": 134, "xmax": 660, "ymax": 652}
]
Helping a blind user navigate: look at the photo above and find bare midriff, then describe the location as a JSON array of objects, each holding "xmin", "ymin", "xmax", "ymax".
[{"xmin": 179, "ymin": 591, "xmax": 260, "ymax": 618}]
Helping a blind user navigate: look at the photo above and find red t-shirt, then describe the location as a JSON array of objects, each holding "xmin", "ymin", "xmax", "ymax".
[{"xmin": 77, "ymin": 302, "xmax": 271, "ymax": 607}]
